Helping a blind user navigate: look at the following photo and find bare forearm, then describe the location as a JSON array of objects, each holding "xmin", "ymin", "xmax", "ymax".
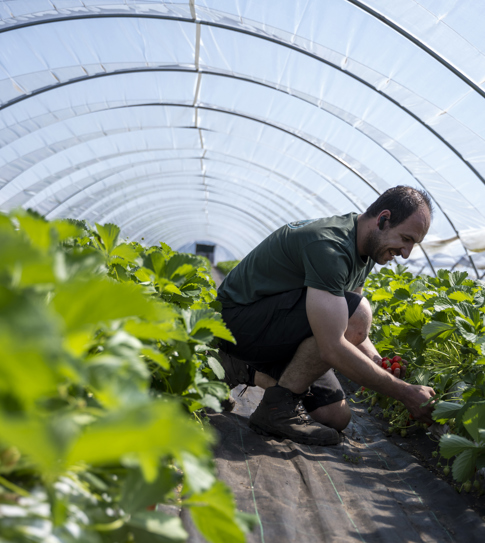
[
  {"xmin": 326, "ymin": 339, "xmax": 407, "ymax": 401},
  {"xmin": 356, "ymin": 336, "xmax": 381, "ymax": 364}
]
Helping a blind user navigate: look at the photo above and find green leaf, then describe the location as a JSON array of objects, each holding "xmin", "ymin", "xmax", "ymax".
[
  {"xmin": 448, "ymin": 290, "xmax": 474, "ymax": 303},
  {"xmin": 413, "ymin": 368, "xmax": 431, "ymax": 386},
  {"xmin": 207, "ymin": 356, "xmax": 225, "ymax": 380},
  {"xmin": 16, "ymin": 212, "xmax": 53, "ymax": 251},
  {"xmin": 127, "ymin": 511, "xmax": 187, "ymax": 542},
  {"xmin": 67, "ymin": 401, "xmax": 212, "ymax": 478},
  {"xmin": 120, "ymin": 467, "xmax": 181, "ymax": 514},
  {"xmin": 452, "ymin": 449, "xmax": 478, "ymax": 483},
  {"xmin": 392, "ymin": 288, "xmax": 410, "ymax": 301},
  {"xmin": 53, "ymin": 278, "xmax": 167, "ymax": 332},
  {"xmin": 185, "ymin": 481, "xmax": 245, "ymax": 543},
  {"xmin": 111, "ymin": 243, "xmax": 140, "ymax": 263},
  {"xmin": 448, "ymin": 271, "xmax": 468, "ymax": 287},
  {"xmin": 371, "ymin": 288, "xmax": 392, "ymax": 302},
  {"xmin": 440, "ymin": 434, "xmax": 476, "ymax": 459},
  {"xmin": 95, "ymin": 223, "xmax": 120, "ymax": 254},
  {"xmin": 141, "ymin": 348, "xmax": 171, "ymax": 370},
  {"xmin": 125, "ymin": 320, "xmax": 188, "ymax": 343},
  {"xmin": 432, "ymin": 401, "xmax": 463, "ymax": 423},
  {"xmin": 454, "ymin": 303, "xmax": 482, "ymax": 326},
  {"xmin": 455, "ymin": 317, "xmax": 478, "ymax": 343},
  {"xmin": 404, "ymin": 304, "xmax": 425, "ymax": 328},
  {"xmin": 421, "ymin": 321, "xmax": 455, "ymax": 341},
  {"xmin": 462, "ymin": 402, "xmax": 485, "ymax": 442},
  {"xmin": 181, "ymin": 452, "xmax": 216, "ymax": 494}
]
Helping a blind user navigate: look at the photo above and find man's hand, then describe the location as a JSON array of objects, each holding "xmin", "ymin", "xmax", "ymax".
[
  {"xmin": 400, "ymin": 384, "xmax": 436, "ymax": 424},
  {"xmin": 380, "ymin": 357, "xmax": 407, "ymax": 379}
]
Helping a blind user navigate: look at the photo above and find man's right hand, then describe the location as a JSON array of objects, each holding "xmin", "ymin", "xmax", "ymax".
[{"xmin": 401, "ymin": 384, "xmax": 436, "ymax": 424}]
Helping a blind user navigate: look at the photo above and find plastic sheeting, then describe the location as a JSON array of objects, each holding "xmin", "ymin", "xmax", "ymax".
[{"xmin": 1, "ymin": 1, "xmax": 485, "ymax": 276}]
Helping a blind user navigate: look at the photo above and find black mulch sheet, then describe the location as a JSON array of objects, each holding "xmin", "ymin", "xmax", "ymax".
[{"xmin": 184, "ymin": 385, "xmax": 485, "ymax": 543}]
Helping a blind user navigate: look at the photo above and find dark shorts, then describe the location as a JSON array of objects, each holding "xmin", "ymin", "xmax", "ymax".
[{"xmin": 219, "ymin": 287, "xmax": 363, "ymax": 411}]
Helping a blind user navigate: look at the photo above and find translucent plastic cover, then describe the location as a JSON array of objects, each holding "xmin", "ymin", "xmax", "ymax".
[{"xmin": 1, "ymin": 1, "xmax": 484, "ymax": 276}]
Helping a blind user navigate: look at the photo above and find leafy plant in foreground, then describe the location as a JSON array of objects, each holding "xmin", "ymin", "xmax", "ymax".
[{"xmin": 0, "ymin": 210, "xmax": 253, "ymax": 542}]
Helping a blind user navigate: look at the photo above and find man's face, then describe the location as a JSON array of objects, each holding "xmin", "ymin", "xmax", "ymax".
[{"xmin": 363, "ymin": 207, "xmax": 431, "ymax": 265}]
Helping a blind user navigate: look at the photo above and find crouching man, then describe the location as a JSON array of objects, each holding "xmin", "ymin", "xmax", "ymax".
[{"xmin": 217, "ymin": 186, "xmax": 436, "ymax": 446}]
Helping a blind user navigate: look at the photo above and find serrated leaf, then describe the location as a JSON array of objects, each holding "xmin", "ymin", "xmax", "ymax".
[
  {"xmin": 448, "ymin": 290, "xmax": 474, "ymax": 303},
  {"xmin": 421, "ymin": 321, "xmax": 455, "ymax": 341},
  {"xmin": 67, "ymin": 401, "xmax": 212, "ymax": 471},
  {"xmin": 181, "ymin": 452, "xmax": 216, "ymax": 494},
  {"xmin": 185, "ymin": 481, "xmax": 245, "ymax": 543},
  {"xmin": 141, "ymin": 348, "xmax": 170, "ymax": 370},
  {"xmin": 404, "ymin": 304, "xmax": 424, "ymax": 328},
  {"xmin": 53, "ymin": 278, "xmax": 167, "ymax": 332},
  {"xmin": 462, "ymin": 402, "xmax": 485, "ymax": 442},
  {"xmin": 413, "ymin": 368, "xmax": 431, "ymax": 386},
  {"xmin": 455, "ymin": 317, "xmax": 478, "ymax": 343},
  {"xmin": 371, "ymin": 288, "xmax": 393, "ymax": 302},
  {"xmin": 121, "ymin": 467, "xmax": 180, "ymax": 514},
  {"xmin": 127, "ymin": 510, "xmax": 187, "ymax": 542},
  {"xmin": 95, "ymin": 223, "xmax": 120, "ymax": 254},
  {"xmin": 207, "ymin": 356, "xmax": 225, "ymax": 380},
  {"xmin": 440, "ymin": 434, "xmax": 476, "ymax": 459},
  {"xmin": 111, "ymin": 243, "xmax": 140, "ymax": 262},
  {"xmin": 432, "ymin": 401, "xmax": 463, "ymax": 423},
  {"xmin": 125, "ymin": 320, "xmax": 188, "ymax": 343},
  {"xmin": 449, "ymin": 271, "xmax": 468, "ymax": 287},
  {"xmin": 452, "ymin": 449, "xmax": 478, "ymax": 483}
]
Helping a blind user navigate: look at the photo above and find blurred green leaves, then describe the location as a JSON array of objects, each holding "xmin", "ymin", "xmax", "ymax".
[{"xmin": 0, "ymin": 210, "xmax": 246, "ymax": 543}]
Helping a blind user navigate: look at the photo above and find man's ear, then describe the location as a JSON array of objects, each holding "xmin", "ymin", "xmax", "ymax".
[{"xmin": 377, "ymin": 210, "xmax": 391, "ymax": 230}]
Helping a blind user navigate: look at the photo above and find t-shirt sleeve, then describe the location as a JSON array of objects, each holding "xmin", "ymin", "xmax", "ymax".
[{"xmin": 302, "ymin": 240, "xmax": 350, "ymax": 296}]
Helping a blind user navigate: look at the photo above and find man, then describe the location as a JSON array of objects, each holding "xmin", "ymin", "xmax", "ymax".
[{"xmin": 217, "ymin": 186, "xmax": 436, "ymax": 446}]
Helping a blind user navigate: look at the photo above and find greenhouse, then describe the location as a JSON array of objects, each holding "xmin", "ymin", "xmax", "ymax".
[{"xmin": 0, "ymin": 1, "xmax": 485, "ymax": 542}]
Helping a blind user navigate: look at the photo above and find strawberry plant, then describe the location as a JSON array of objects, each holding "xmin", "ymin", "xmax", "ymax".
[
  {"xmin": 364, "ymin": 265, "xmax": 485, "ymax": 485},
  {"xmin": 0, "ymin": 210, "xmax": 253, "ymax": 542},
  {"xmin": 215, "ymin": 260, "xmax": 240, "ymax": 276}
]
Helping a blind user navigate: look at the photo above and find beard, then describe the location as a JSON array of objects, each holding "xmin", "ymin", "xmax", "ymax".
[{"xmin": 362, "ymin": 229, "xmax": 388, "ymax": 264}]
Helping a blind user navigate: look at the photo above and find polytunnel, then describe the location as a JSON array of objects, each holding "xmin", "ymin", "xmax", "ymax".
[
  {"xmin": 1, "ymin": 0, "xmax": 485, "ymax": 276},
  {"xmin": 3, "ymin": 3, "xmax": 485, "ymax": 543}
]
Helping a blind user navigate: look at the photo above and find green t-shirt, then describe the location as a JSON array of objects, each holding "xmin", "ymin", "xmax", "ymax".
[{"xmin": 217, "ymin": 212, "xmax": 375, "ymax": 307}]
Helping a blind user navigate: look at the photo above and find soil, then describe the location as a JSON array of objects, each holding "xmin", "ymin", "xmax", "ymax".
[{"xmin": 338, "ymin": 373, "xmax": 485, "ymax": 520}]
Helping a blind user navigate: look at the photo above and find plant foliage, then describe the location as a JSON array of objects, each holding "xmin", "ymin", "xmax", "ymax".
[
  {"xmin": 364, "ymin": 265, "xmax": 485, "ymax": 484},
  {"xmin": 0, "ymin": 210, "xmax": 253, "ymax": 542},
  {"xmin": 215, "ymin": 260, "xmax": 240, "ymax": 276}
]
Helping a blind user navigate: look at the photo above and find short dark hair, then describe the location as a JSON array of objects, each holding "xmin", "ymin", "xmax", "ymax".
[{"xmin": 364, "ymin": 185, "xmax": 433, "ymax": 227}]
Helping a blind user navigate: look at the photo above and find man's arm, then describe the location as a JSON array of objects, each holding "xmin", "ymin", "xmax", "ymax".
[
  {"xmin": 352, "ymin": 286, "xmax": 407, "ymax": 378},
  {"xmin": 306, "ymin": 287, "xmax": 435, "ymax": 423}
]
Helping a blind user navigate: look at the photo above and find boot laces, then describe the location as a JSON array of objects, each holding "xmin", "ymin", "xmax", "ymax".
[{"xmin": 295, "ymin": 399, "xmax": 311, "ymax": 424}]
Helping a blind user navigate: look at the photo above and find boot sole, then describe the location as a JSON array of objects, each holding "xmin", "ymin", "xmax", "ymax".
[{"xmin": 249, "ymin": 421, "xmax": 340, "ymax": 446}]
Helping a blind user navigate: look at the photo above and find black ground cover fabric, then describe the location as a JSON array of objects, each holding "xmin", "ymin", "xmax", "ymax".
[{"xmin": 186, "ymin": 385, "xmax": 485, "ymax": 543}]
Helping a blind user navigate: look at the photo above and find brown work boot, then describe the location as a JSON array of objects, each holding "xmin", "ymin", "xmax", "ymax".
[
  {"xmin": 218, "ymin": 350, "xmax": 251, "ymax": 389},
  {"xmin": 249, "ymin": 385, "xmax": 340, "ymax": 446}
]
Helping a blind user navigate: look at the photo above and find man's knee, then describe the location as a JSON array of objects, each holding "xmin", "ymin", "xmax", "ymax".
[
  {"xmin": 307, "ymin": 400, "xmax": 352, "ymax": 431},
  {"xmin": 345, "ymin": 297, "xmax": 372, "ymax": 346}
]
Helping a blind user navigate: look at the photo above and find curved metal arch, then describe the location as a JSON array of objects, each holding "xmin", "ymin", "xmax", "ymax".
[
  {"xmin": 2, "ymin": 2, "xmax": 482, "ymax": 103},
  {"xmin": 40, "ymin": 149, "xmax": 342, "ymax": 224},
  {"xmin": 80, "ymin": 178, "xmax": 296, "ymax": 233},
  {"xmin": 2, "ymin": 104, "xmax": 376, "ymax": 213},
  {"xmin": 3, "ymin": 77, "xmax": 483, "ymax": 226},
  {"xmin": 5, "ymin": 99, "xmax": 466, "ymax": 274},
  {"xmin": 118, "ymin": 202, "xmax": 274, "ymax": 256},
  {"xmin": 98, "ymin": 192, "xmax": 283, "ymax": 236},
  {"xmin": 346, "ymin": 0, "xmax": 485, "ymax": 99},
  {"xmin": 51, "ymin": 171, "xmax": 316, "ymax": 226},
  {"xmin": 0, "ymin": 14, "xmax": 483, "ymax": 190}
]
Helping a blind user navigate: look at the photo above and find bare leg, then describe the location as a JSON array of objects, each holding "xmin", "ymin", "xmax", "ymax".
[{"xmin": 278, "ymin": 296, "xmax": 372, "ymax": 393}]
